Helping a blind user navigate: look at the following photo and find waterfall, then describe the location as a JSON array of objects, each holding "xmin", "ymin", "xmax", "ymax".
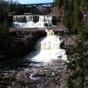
[
  {"xmin": 44, "ymin": 16, "xmax": 52, "ymax": 25},
  {"xmin": 12, "ymin": 15, "xmax": 53, "ymax": 28},
  {"xmin": 13, "ymin": 15, "xmax": 33, "ymax": 22},
  {"xmin": 26, "ymin": 30, "xmax": 67, "ymax": 63}
]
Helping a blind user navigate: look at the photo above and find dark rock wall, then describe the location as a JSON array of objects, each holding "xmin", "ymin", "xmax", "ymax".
[{"xmin": 6, "ymin": 29, "xmax": 46, "ymax": 59}]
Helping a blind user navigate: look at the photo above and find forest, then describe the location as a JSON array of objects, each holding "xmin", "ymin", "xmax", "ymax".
[{"xmin": 54, "ymin": 0, "xmax": 88, "ymax": 87}]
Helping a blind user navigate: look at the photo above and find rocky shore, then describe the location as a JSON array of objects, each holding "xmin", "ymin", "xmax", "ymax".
[{"xmin": 0, "ymin": 59, "xmax": 68, "ymax": 88}]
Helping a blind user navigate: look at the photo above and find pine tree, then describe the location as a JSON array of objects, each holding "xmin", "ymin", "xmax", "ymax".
[
  {"xmin": 72, "ymin": 0, "xmax": 82, "ymax": 33},
  {"xmin": 81, "ymin": 0, "xmax": 88, "ymax": 11},
  {"xmin": 0, "ymin": 3, "xmax": 4, "ymax": 23},
  {"xmin": 73, "ymin": 0, "xmax": 79, "ymax": 8},
  {"xmin": 63, "ymin": 11, "xmax": 70, "ymax": 29},
  {"xmin": 63, "ymin": 0, "xmax": 74, "ymax": 29},
  {"xmin": 72, "ymin": 8, "xmax": 82, "ymax": 33},
  {"xmin": 3, "ymin": 18, "xmax": 9, "ymax": 34},
  {"xmin": 54, "ymin": 0, "xmax": 63, "ymax": 9},
  {"xmin": 67, "ymin": 27, "xmax": 88, "ymax": 88},
  {"xmin": 85, "ymin": 24, "xmax": 88, "ymax": 32},
  {"xmin": 63, "ymin": 0, "xmax": 68, "ymax": 11}
]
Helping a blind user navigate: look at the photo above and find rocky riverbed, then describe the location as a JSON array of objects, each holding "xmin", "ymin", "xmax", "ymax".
[{"xmin": 0, "ymin": 59, "xmax": 68, "ymax": 88}]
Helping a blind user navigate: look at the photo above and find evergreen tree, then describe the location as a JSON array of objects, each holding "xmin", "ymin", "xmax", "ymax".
[
  {"xmin": 63, "ymin": 0, "xmax": 68, "ymax": 11},
  {"xmin": 0, "ymin": 24, "xmax": 4, "ymax": 54},
  {"xmin": 3, "ymin": 18, "xmax": 9, "ymax": 34},
  {"xmin": 0, "ymin": 18, "xmax": 10, "ymax": 56},
  {"xmin": 81, "ymin": 0, "xmax": 88, "ymax": 11},
  {"xmin": 85, "ymin": 24, "xmax": 88, "ymax": 32},
  {"xmin": 72, "ymin": 7, "xmax": 82, "ymax": 33},
  {"xmin": 62, "ymin": 0, "xmax": 82, "ymax": 32},
  {"xmin": 14, "ymin": 4, "xmax": 24, "ymax": 15},
  {"xmin": 54, "ymin": 0, "xmax": 63, "ymax": 9},
  {"xmin": 68, "ymin": 0, "xmax": 82, "ymax": 33},
  {"xmin": 63, "ymin": 11, "xmax": 70, "ymax": 29},
  {"xmin": 9, "ymin": 3, "xmax": 16, "ymax": 12},
  {"xmin": 67, "ymin": 27, "xmax": 88, "ymax": 88},
  {"xmin": 73, "ymin": 0, "xmax": 80, "ymax": 9},
  {"xmin": 0, "ymin": 3, "xmax": 4, "ymax": 23},
  {"xmin": 63, "ymin": 0, "xmax": 74, "ymax": 29}
]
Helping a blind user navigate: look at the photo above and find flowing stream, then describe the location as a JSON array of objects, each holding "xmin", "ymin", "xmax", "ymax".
[{"xmin": 26, "ymin": 29, "xmax": 67, "ymax": 63}]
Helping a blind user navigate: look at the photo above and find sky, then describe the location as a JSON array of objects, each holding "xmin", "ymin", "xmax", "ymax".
[{"xmin": 13, "ymin": 0, "xmax": 54, "ymax": 4}]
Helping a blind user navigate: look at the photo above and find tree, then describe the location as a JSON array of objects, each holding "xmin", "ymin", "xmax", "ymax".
[
  {"xmin": 67, "ymin": 27, "xmax": 88, "ymax": 88},
  {"xmin": 0, "ymin": 3, "xmax": 4, "ymax": 23},
  {"xmin": 54, "ymin": 0, "xmax": 63, "ymax": 9},
  {"xmin": 72, "ymin": 8, "xmax": 82, "ymax": 33},
  {"xmin": 0, "ymin": 18, "xmax": 10, "ymax": 56},
  {"xmin": 63, "ymin": 11, "xmax": 71, "ymax": 29},
  {"xmin": 63, "ymin": 0, "xmax": 68, "ymax": 11},
  {"xmin": 40, "ymin": 6, "xmax": 51, "ymax": 15},
  {"xmin": 85, "ymin": 24, "xmax": 88, "ymax": 32},
  {"xmin": 73, "ymin": 0, "xmax": 80, "ymax": 9},
  {"xmin": 3, "ymin": 18, "xmax": 9, "ymax": 34},
  {"xmin": 81, "ymin": 0, "xmax": 88, "ymax": 11},
  {"xmin": 69, "ymin": 0, "xmax": 82, "ymax": 33},
  {"xmin": 9, "ymin": 3, "xmax": 16, "ymax": 12},
  {"xmin": 14, "ymin": 4, "xmax": 24, "ymax": 15},
  {"xmin": 63, "ymin": 0, "xmax": 74, "ymax": 29}
]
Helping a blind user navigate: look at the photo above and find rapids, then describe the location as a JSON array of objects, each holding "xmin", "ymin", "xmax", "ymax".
[{"xmin": 26, "ymin": 30, "xmax": 67, "ymax": 63}]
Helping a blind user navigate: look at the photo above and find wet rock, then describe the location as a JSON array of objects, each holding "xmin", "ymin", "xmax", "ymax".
[
  {"xmin": 0, "ymin": 59, "xmax": 68, "ymax": 88},
  {"xmin": 5, "ymin": 28, "xmax": 46, "ymax": 59}
]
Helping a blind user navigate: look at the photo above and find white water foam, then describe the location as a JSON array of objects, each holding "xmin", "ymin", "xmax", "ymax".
[
  {"xmin": 12, "ymin": 15, "xmax": 53, "ymax": 28},
  {"xmin": 26, "ymin": 30, "xmax": 67, "ymax": 63}
]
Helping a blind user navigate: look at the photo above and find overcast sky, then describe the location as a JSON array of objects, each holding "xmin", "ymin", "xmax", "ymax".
[{"xmin": 13, "ymin": 0, "xmax": 53, "ymax": 4}]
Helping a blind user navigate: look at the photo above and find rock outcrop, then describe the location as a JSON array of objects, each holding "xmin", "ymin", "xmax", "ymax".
[
  {"xmin": 5, "ymin": 28, "xmax": 46, "ymax": 59},
  {"xmin": 0, "ymin": 59, "xmax": 68, "ymax": 88}
]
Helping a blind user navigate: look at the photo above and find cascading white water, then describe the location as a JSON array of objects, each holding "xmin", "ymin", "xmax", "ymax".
[
  {"xmin": 26, "ymin": 30, "xmax": 67, "ymax": 63},
  {"xmin": 13, "ymin": 15, "xmax": 33, "ymax": 22},
  {"xmin": 12, "ymin": 15, "xmax": 53, "ymax": 28},
  {"xmin": 44, "ymin": 16, "xmax": 52, "ymax": 25}
]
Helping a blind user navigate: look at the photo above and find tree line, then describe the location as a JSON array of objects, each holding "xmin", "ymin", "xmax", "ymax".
[
  {"xmin": 0, "ymin": 3, "xmax": 10, "ymax": 55},
  {"xmin": 54, "ymin": 0, "xmax": 88, "ymax": 87},
  {"xmin": 55, "ymin": 0, "xmax": 88, "ymax": 33}
]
